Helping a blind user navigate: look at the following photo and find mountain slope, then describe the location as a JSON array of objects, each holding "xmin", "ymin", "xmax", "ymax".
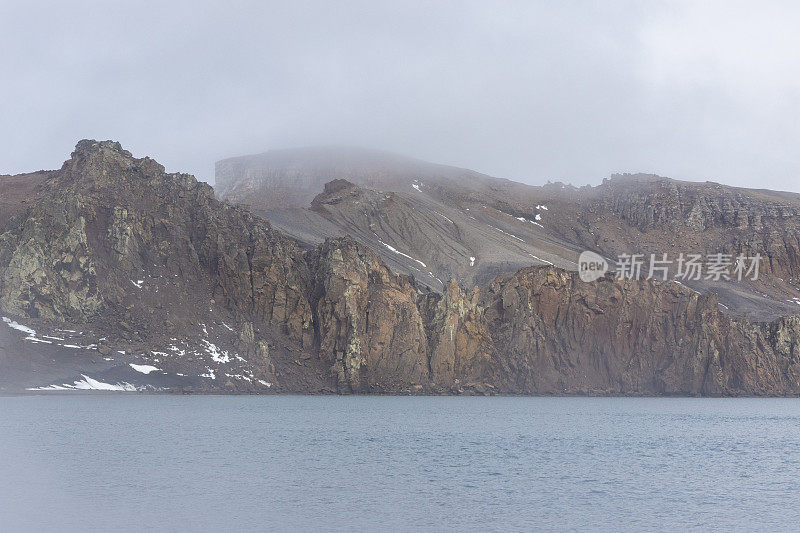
[
  {"xmin": 215, "ymin": 148, "xmax": 800, "ymax": 320},
  {"xmin": 2, "ymin": 140, "xmax": 800, "ymax": 396},
  {"xmin": 1, "ymin": 141, "xmax": 325, "ymax": 392},
  {"xmin": 215, "ymin": 146, "xmax": 509, "ymax": 210}
]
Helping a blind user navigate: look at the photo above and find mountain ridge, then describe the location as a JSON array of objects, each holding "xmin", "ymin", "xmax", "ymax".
[
  {"xmin": 1, "ymin": 140, "xmax": 800, "ymax": 395},
  {"xmin": 216, "ymin": 146, "xmax": 800, "ymax": 320}
]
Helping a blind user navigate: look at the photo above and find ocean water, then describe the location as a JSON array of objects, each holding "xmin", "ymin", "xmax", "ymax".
[{"xmin": 2, "ymin": 396, "xmax": 800, "ymax": 532}]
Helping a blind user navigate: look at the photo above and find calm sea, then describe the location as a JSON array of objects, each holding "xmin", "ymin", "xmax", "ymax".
[{"xmin": 2, "ymin": 395, "xmax": 800, "ymax": 532}]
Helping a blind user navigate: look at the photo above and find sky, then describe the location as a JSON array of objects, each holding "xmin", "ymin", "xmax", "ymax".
[{"xmin": 1, "ymin": 0, "xmax": 798, "ymax": 191}]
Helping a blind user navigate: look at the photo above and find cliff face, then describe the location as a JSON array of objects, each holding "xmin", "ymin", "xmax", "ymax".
[
  {"xmin": 0, "ymin": 141, "xmax": 319, "ymax": 392},
  {"xmin": 216, "ymin": 150, "xmax": 800, "ymax": 321},
  {"xmin": 468, "ymin": 269, "xmax": 800, "ymax": 395},
  {"xmin": 2, "ymin": 140, "xmax": 800, "ymax": 395},
  {"xmin": 583, "ymin": 175, "xmax": 800, "ymax": 280}
]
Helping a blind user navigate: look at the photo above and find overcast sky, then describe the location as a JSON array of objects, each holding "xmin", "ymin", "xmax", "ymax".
[{"xmin": 1, "ymin": 1, "xmax": 798, "ymax": 191}]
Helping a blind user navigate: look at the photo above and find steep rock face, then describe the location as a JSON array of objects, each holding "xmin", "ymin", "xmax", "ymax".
[
  {"xmin": 586, "ymin": 175, "xmax": 800, "ymax": 280},
  {"xmin": 422, "ymin": 280, "xmax": 492, "ymax": 390},
  {"xmin": 308, "ymin": 237, "xmax": 429, "ymax": 392},
  {"xmin": 3, "ymin": 141, "xmax": 314, "ymax": 339},
  {"xmin": 3, "ymin": 140, "xmax": 800, "ymax": 396},
  {"xmin": 0, "ymin": 202, "xmax": 100, "ymax": 321},
  {"xmin": 0, "ymin": 141, "xmax": 325, "ymax": 392},
  {"xmin": 216, "ymin": 149, "xmax": 800, "ymax": 320},
  {"xmin": 471, "ymin": 268, "xmax": 784, "ymax": 395}
]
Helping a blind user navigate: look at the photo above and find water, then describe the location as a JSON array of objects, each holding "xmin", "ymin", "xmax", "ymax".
[{"xmin": 2, "ymin": 396, "xmax": 800, "ymax": 532}]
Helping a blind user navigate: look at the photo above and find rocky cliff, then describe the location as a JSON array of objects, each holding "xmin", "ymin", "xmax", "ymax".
[
  {"xmin": 2, "ymin": 141, "xmax": 800, "ymax": 395},
  {"xmin": 216, "ymin": 148, "xmax": 800, "ymax": 321}
]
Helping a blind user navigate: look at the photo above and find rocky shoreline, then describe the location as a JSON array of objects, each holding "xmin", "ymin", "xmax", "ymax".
[{"xmin": 2, "ymin": 140, "xmax": 799, "ymax": 395}]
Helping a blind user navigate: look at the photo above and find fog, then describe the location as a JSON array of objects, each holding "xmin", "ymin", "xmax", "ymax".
[{"xmin": 1, "ymin": 1, "xmax": 798, "ymax": 191}]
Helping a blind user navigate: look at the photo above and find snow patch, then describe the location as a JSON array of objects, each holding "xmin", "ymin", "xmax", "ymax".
[
  {"xmin": 377, "ymin": 239, "xmax": 427, "ymax": 268},
  {"xmin": 225, "ymin": 373, "xmax": 252, "ymax": 382},
  {"xmin": 2, "ymin": 317, "xmax": 36, "ymax": 336},
  {"xmin": 3, "ymin": 318, "xmax": 55, "ymax": 344},
  {"xmin": 129, "ymin": 363, "xmax": 161, "ymax": 374},
  {"xmin": 202, "ymin": 339, "xmax": 231, "ymax": 363},
  {"xmin": 528, "ymin": 254, "xmax": 553, "ymax": 266},
  {"xmin": 167, "ymin": 345, "xmax": 186, "ymax": 357},
  {"xmin": 432, "ymin": 211, "xmax": 454, "ymax": 225},
  {"xmin": 470, "ymin": 256, "xmax": 476, "ymax": 267},
  {"xmin": 27, "ymin": 375, "xmax": 138, "ymax": 392},
  {"xmin": 130, "ymin": 279, "xmax": 143, "ymax": 288},
  {"xmin": 489, "ymin": 225, "xmax": 525, "ymax": 242}
]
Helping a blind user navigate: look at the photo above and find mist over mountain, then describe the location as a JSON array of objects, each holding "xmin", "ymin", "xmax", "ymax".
[
  {"xmin": 2, "ymin": 140, "xmax": 799, "ymax": 396},
  {"xmin": 3, "ymin": 2, "xmax": 800, "ymax": 193}
]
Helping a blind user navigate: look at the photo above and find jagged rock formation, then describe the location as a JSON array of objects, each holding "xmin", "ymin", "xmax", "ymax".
[
  {"xmin": 1, "ymin": 141, "xmax": 322, "ymax": 392},
  {"xmin": 1, "ymin": 141, "xmax": 800, "ymax": 395},
  {"xmin": 216, "ymin": 149, "xmax": 800, "ymax": 320}
]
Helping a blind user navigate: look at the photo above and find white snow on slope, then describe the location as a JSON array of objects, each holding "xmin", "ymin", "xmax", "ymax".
[
  {"xmin": 428, "ymin": 272, "xmax": 444, "ymax": 286},
  {"xmin": 528, "ymin": 254, "xmax": 553, "ymax": 266},
  {"xmin": 489, "ymin": 225, "xmax": 525, "ymax": 242},
  {"xmin": 130, "ymin": 363, "xmax": 161, "ymax": 374},
  {"xmin": 2, "ymin": 316, "xmax": 55, "ymax": 343},
  {"xmin": 225, "ymin": 373, "xmax": 252, "ymax": 382},
  {"xmin": 377, "ymin": 239, "xmax": 427, "ymax": 268},
  {"xmin": 2, "ymin": 317, "xmax": 36, "ymax": 335},
  {"xmin": 672, "ymin": 280, "xmax": 702, "ymax": 295},
  {"xmin": 202, "ymin": 339, "xmax": 231, "ymax": 363},
  {"xmin": 27, "ymin": 375, "xmax": 138, "ymax": 392},
  {"xmin": 433, "ymin": 211, "xmax": 454, "ymax": 224},
  {"xmin": 470, "ymin": 256, "xmax": 476, "ymax": 266},
  {"xmin": 130, "ymin": 279, "xmax": 143, "ymax": 288},
  {"xmin": 514, "ymin": 216, "xmax": 543, "ymax": 228}
]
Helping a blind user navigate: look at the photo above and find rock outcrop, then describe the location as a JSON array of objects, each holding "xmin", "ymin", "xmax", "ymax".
[
  {"xmin": 2, "ymin": 140, "xmax": 800, "ymax": 395},
  {"xmin": 216, "ymin": 149, "xmax": 800, "ymax": 321}
]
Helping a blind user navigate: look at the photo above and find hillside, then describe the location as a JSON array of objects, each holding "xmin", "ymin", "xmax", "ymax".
[
  {"xmin": 1, "ymin": 141, "xmax": 799, "ymax": 395},
  {"xmin": 216, "ymin": 147, "xmax": 800, "ymax": 320}
]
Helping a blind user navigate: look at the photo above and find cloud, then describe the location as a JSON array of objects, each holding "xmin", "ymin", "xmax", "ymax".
[{"xmin": 0, "ymin": 1, "xmax": 798, "ymax": 192}]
